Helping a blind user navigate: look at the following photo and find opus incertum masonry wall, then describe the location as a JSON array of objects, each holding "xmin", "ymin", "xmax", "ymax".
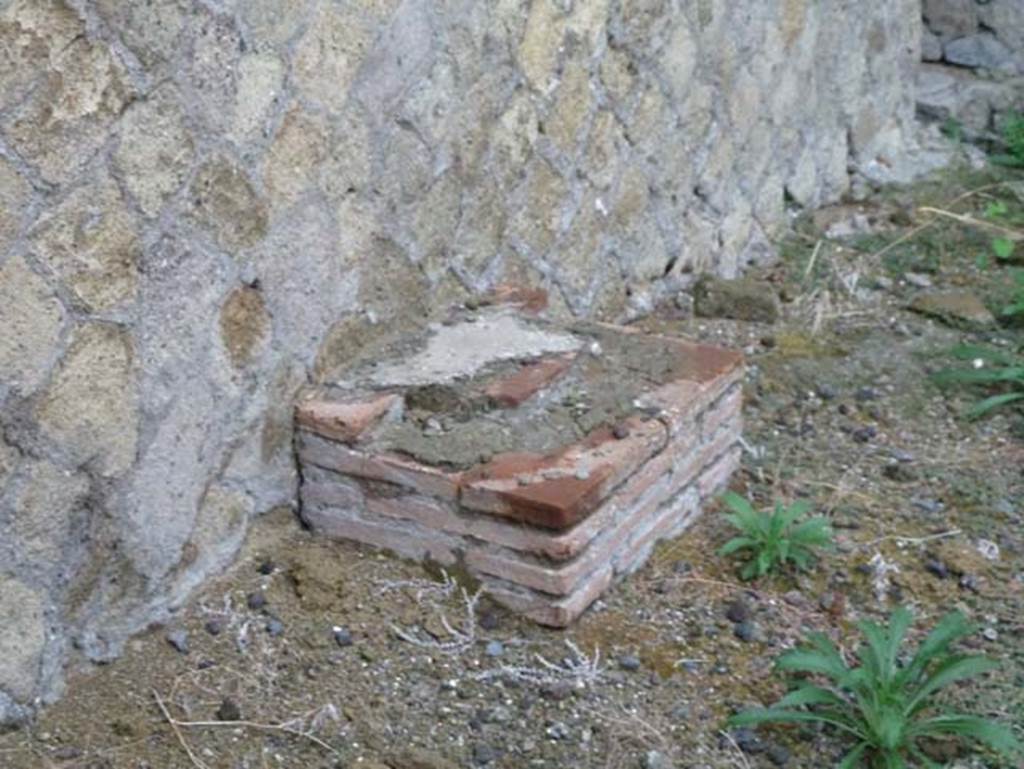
[{"xmin": 1, "ymin": 0, "xmax": 920, "ymax": 720}]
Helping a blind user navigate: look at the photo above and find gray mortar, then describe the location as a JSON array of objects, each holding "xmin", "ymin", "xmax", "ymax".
[{"xmin": 337, "ymin": 313, "xmax": 709, "ymax": 469}]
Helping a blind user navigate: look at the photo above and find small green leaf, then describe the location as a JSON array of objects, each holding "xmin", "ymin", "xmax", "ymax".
[
  {"xmin": 911, "ymin": 714, "xmax": 1023, "ymax": 757},
  {"xmin": 722, "ymin": 491, "xmax": 757, "ymax": 517},
  {"xmin": 719, "ymin": 536, "xmax": 755, "ymax": 556},
  {"xmin": 992, "ymin": 237, "xmax": 1016, "ymax": 260},
  {"xmin": 836, "ymin": 743, "xmax": 868, "ymax": 769},
  {"xmin": 966, "ymin": 392, "xmax": 1024, "ymax": 419}
]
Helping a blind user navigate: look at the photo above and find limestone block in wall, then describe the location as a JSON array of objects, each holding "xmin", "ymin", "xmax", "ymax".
[
  {"xmin": 34, "ymin": 324, "xmax": 139, "ymax": 479},
  {"xmin": 229, "ymin": 52, "xmax": 287, "ymax": 145},
  {"xmin": 0, "ymin": 0, "xmax": 84, "ymax": 108},
  {"xmin": 0, "ymin": 576, "xmax": 46, "ymax": 705},
  {"xmin": 188, "ymin": 156, "xmax": 270, "ymax": 251},
  {"xmin": 93, "ymin": 0, "xmax": 189, "ymax": 72},
  {"xmin": 1, "ymin": 27, "xmax": 134, "ymax": 184},
  {"xmin": 114, "ymin": 86, "xmax": 195, "ymax": 218},
  {"xmin": 9, "ymin": 459, "xmax": 89, "ymax": 572},
  {"xmin": 0, "ymin": 256, "xmax": 65, "ymax": 396},
  {"xmin": 28, "ymin": 174, "xmax": 140, "ymax": 312}
]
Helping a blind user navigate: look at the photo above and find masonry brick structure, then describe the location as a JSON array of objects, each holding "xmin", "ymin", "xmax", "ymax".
[{"xmin": 296, "ymin": 294, "xmax": 743, "ymax": 625}]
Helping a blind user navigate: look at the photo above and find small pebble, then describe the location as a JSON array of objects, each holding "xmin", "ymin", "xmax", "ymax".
[
  {"xmin": 612, "ymin": 423, "xmax": 631, "ymax": 440},
  {"xmin": 925, "ymin": 559, "xmax": 949, "ymax": 579},
  {"xmin": 855, "ymin": 386, "xmax": 879, "ymax": 401},
  {"xmin": 883, "ymin": 462, "xmax": 916, "ymax": 482},
  {"xmin": 767, "ymin": 743, "xmax": 791, "ymax": 766},
  {"xmin": 546, "ymin": 722, "xmax": 570, "ymax": 740},
  {"xmin": 257, "ymin": 560, "xmax": 275, "ymax": 575},
  {"xmin": 478, "ymin": 611, "xmax": 500, "ymax": 631},
  {"xmin": 204, "ymin": 619, "xmax": 224, "ymax": 636},
  {"xmin": 725, "ymin": 599, "xmax": 751, "ymax": 624},
  {"xmin": 734, "ymin": 621, "xmax": 760, "ymax": 643},
  {"xmin": 473, "ymin": 744, "xmax": 500, "ymax": 765},
  {"xmin": 905, "ymin": 272, "xmax": 933, "ymax": 288},
  {"xmin": 959, "ymin": 574, "xmax": 980, "ymax": 593},
  {"xmin": 816, "ymin": 384, "xmax": 838, "ymax": 401},
  {"xmin": 982, "ymin": 627, "xmax": 999, "ymax": 642},
  {"xmin": 641, "ymin": 750, "xmax": 670, "ymax": 769},
  {"xmin": 575, "ymin": 467, "xmax": 591, "ymax": 481},
  {"xmin": 540, "ymin": 682, "xmax": 572, "ymax": 701},
  {"xmin": 852, "ymin": 425, "xmax": 877, "ymax": 443},
  {"xmin": 619, "ymin": 654, "xmax": 642, "ymax": 672},
  {"xmin": 246, "ymin": 591, "xmax": 267, "ymax": 611},
  {"xmin": 216, "ymin": 698, "xmax": 241, "ymax": 722},
  {"xmin": 732, "ymin": 728, "xmax": 766, "ymax": 754},
  {"xmin": 332, "ymin": 626, "xmax": 354, "ymax": 647},
  {"xmin": 265, "ymin": 617, "xmax": 284, "ymax": 637},
  {"xmin": 485, "ymin": 640, "xmax": 504, "ymax": 657},
  {"xmin": 165, "ymin": 629, "xmax": 189, "ymax": 655}
]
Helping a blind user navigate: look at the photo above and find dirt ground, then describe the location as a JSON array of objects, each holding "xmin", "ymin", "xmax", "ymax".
[{"xmin": 2, "ymin": 165, "xmax": 1022, "ymax": 769}]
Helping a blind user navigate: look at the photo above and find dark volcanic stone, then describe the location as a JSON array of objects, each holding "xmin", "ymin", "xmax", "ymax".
[{"xmin": 216, "ymin": 698, "xmax": 241, "ymax": 722}]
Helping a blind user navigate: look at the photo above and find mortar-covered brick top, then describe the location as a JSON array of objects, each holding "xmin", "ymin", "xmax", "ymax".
[{"xmin": 297, "ymin": 306, "xmax": 742, "ymax": 529}]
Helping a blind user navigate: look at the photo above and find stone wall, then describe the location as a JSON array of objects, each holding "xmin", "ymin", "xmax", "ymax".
[
  {"xmin": 917, "ymin": 0, "xmax": 1024, "ymax": 137},
  {"xmin": 0, "ymin": 0, "xmax": 920, "ymax": 720}
]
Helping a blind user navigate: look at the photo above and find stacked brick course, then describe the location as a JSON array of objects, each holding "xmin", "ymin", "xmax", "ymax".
[{"xmin": 296, "ymin": 303, "xmax": 743, "ymax": 626}]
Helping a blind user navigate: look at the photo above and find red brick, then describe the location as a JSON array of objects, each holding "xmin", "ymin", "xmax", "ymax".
[
  {"xmin": 301, "ymin": 505, "xmax": 459, "ymax": 566},
  {"xmin": 614, "ymin": 486, "xmax": 701, "ymax": 576},
  {"xmin": 296, "ymin": 393, "xmax": 400, "ymax": 443},
  {"xmin": 484, "ymin": 353, "xmax": 575, "ymax": 407},
  {"xmin": 298, "ymin": 432, "xmax": 461, "ymax": 499},
  {"xmin": 479, "ymin": 566, "xmax": 614, "ymax": 628},
  {"xmin": 640, "ymin": 366, "xmax": 743, "ymax": 437},
  {"xmin": 697, "ymin": 446, "xmax": 742, "ymax": 499},
  {"xmin": 465, "ymin": 474, "xmax": 676, "ymax": 595},
  {"xmin": 461, "ymin": 416, "xmax": 667, "ymax": 529},
  {"xmin": 301, "ymin": 476, "xmax": 364, "ymax": 512},
  {"xmin": 462, "ymin": 414, "xmax": 741, "ymax": 593}
]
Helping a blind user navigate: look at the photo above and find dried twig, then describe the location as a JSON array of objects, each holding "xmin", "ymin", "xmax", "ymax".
[
  {"xmin": 868, "ymin": 182, "xmax": 1015, "ymax": 261},
  {"xmin": 391, "ymin": 583, "xmax": 482, "ymax": 654},
  {"xmin": 473, "ymin": 639, "xmax": 603, "ymax": 687},
  {"xmin": 803, "ymin": 239, "xmax": 823, "ymax": 281},
  {"xmin": 861, "ymin": 529, "xmax": 962, "ymax": 548},
  {"xmin": 154, "ymin": 690, "xmax": 339, "ymax": 757},
  {"xmin": 917, "ymin": 206, "xmax": 1024, "ymax": 240},
  {"xmin": 153, "ymin": 689, "xmax": 210, "ymax": 769}
]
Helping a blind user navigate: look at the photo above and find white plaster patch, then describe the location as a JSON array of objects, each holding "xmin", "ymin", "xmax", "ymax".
[{"xmin": 367, "ymin": 312, "xmax": 582, "ymax": 387}]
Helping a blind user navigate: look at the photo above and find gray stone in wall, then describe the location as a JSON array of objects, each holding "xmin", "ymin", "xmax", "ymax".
[
  {"xmin": 977, "ymin": 0, "xmax": 1024, "ymax": 62},
  {"xmin": 923, "ymin": 0, "xmax": 978, "ymax": 39},
  {"xmin": 0, "ymin": 0, "xmax": 925, "ymax": 716},
  {"xmin": 922, "ymin": 29, "xmax": 944, "ymax": 62},
  {"xmin": 916, "ymin": 64, "xmax": 1023, "ymax": 132},
  {"xmin": 944, "ymin": 33, "xmax": 1017, "ymax": 71}
]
